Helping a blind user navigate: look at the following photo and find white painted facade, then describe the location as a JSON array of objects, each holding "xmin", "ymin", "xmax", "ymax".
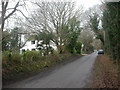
[{"xmin": 20, "ymin": 40, "xmax": 57, "ymax": 54}]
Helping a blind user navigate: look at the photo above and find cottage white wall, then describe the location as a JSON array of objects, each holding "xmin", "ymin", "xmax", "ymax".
[
  {"xmin": 20, "ymin": 40, "xmax": 38, "ymax": 54},
  {"xmin": 20, "ymin": 40, "xmax": 57, "ymax": 54}
]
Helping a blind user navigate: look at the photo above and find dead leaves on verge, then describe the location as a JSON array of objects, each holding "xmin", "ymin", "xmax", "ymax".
[{"xmin": 91, "ymin": 55, "xmax": 119, "ymax": 88}]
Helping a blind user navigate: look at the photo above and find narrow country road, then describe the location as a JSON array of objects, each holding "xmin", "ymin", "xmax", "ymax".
[{"xmin": 4, "ymin": 52, "xmax": 98, "ymax": 88}]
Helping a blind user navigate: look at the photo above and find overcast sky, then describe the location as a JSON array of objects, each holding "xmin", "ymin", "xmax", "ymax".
[
  {"xmin": 2, "ymin": 0, "xmax": 102, "ymax": 29},
  {"xmin": 2, "ymin": 0, "xmax": 102, "ymax": 17},
  {"xmin": 6, "ymin": 0, "xmax": 102, "ymax": 11},
  {"xmin": 75, "ymin": 0, "xmax": 101, "ymax": 10}
]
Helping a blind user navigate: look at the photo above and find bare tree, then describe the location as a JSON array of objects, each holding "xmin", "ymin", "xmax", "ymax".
[
  {"xmin": 0, "ymin": 0, "xmax": 30, "ymax": 31},
  {"xmin": 92, "ymin": 39, "xmax": 102, "ymax": 50},
  {"xmin": 0, "ymin": 0, "xmax": 32, "ymax": 46},
  {"xmin": 1, "ymin": 0, "xmax": 19, "ymax": 31},
  {"xmin": 79, "ymin": 28, "xmax": 94, "ymax": 53},
  {"xmin": 27, "ymin": 1, "xmax": 83, "ymax": 53}
]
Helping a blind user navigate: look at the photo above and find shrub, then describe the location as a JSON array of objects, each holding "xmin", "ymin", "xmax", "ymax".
[
  {"xmin": 2, "ymin": 51, "xmax": 21, "ymax": 64},
  {"xmin": 2, "ymin": 51, "xmax": 11, "ymax": 62},
  {"xmin": 22, "ymin": 51, "xmax": 42, "ymax": 62},
  {"xmin": 75, "ymin": 42, "xmax": 82, "ymax": 54},
  {"xmin": 2, "ymin": 51, "xmax": 22, "ymax": 72},
  {"xmin": 11, "ymin": 52, "xmax": 22, "ymax": 64},
  {"xmin": 65, "ymin": 43, "xmax": 74, "ymax": 54},
  {"xmin": 2, "ymin": 51, "xmax": 11, "ymax": 68}
]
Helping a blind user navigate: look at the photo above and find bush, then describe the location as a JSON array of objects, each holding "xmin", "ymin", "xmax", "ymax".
[
  {"xmin": 22, "ymin": 51, "xmax": 42, "ymax": 62},
  {"xmin": 11, "ymin": 52, "xmax": 22, "ymax": 63},
  {"xmin": 65, "ymin": 43, "xmax": 74, "ymax": 54},
  {"xmin": 2, "ymin": 51, "xmax": 11, "ymax": 61},
  {"xmin": 2, "ymin": 51, "xmax": 21, "ymax": 64},
  {"xmin": 2, "ymin": 51, "xmax": 22, "ymax": 72},
  {"xmin": 2, "ymin": 51, "xmax": 11, "ymax": 69},
  {"xmin": 75, "ymin": 42, "xmax": 82, "ymax": 54}
]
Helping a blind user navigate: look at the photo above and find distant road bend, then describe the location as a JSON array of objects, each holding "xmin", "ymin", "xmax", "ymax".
[{"xmin": 4, "ymin": 52, "xmax": 98, "ymax": 88}]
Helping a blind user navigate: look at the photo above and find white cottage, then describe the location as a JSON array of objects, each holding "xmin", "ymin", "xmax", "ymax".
[{"xmin": 20, "ymin": 40, "xmax": 57, "ymax": 54}]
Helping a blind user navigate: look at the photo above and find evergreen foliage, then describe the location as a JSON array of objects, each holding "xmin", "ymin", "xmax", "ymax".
[{"xmin": 102, "ymin": 2, "xmax": 120, "ymax": 61}]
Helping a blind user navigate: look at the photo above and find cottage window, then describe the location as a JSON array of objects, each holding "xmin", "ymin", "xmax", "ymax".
[
  {"xmin": 31, "ymin": 41, "xmax": 35, "ymax": 44},
  {"xmin": 22, "ymin": 49, "xmax": 25, "ymax": 53}
]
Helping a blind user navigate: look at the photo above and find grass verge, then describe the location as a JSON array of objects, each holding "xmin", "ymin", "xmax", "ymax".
[
  {"xmin": 90, "ymin": 54, "xmax": 119, "ymax": 88},
  {"xmin": 2, "ymin": 53, "xmax": 81, "ymax": 86}
]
